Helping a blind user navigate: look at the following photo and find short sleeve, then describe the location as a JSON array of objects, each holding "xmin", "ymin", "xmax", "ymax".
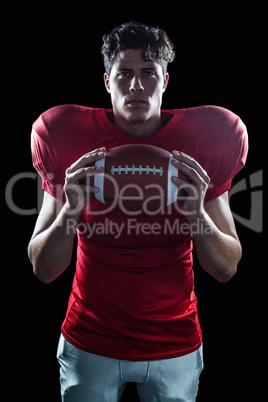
[
  {"xmin": 204, "ymin": 111, "xmax": 248, "ymax": 202},
  {"xmin": 31, "ymin": 114, "xmax": 66, "ymax": 200},
  {"xmin": 205, "ymin": 180, "xmax": 233, "ymax": 201}
]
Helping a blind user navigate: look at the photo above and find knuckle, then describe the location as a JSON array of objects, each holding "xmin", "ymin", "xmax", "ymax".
[
  {"xmin": 65, "ymin": 166, "xmax": 72, "ymax": 175},
  {"xmin": 76, "ymin": 167, "xmax": 84, "ymax": 175},
  {"xmin": 203, "ymin": 171, "xmax": 210, "ymax": 184}
]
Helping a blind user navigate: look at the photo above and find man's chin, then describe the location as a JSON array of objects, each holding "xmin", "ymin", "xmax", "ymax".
[{"xmin": 126, "ymin": 110, "xmax": 150, "ymax": 124}]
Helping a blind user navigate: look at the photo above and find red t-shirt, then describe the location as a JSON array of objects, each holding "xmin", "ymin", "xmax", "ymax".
[{"xmin": 31, "ymin": 105, "xmax": 248, "ymax": 360}]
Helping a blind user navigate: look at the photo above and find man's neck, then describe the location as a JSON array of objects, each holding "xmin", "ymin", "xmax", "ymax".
[{"xmin": 112, "ymin": 113, "xmax": 163, "ymax": 139}]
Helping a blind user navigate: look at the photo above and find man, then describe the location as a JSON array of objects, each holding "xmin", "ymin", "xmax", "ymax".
[{"xmin": 28, "ymin": 22, "xmax": 248, "ymax": 401}]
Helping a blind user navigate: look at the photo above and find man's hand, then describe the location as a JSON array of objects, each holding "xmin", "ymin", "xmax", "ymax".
[
  {"xmin": 28, "ymin": 147, "xmax": 106, "ymax": 283},
  {"xmin": 64, "ymin": 147, "xmax": 106, "ymax": 215},
  {"xmin": 170, "ymin": 150, "xmax": 241, "ymax": 282},
  {"xmin": 171, "ymin": 150, "xmax": 210, "ymax": 218}
]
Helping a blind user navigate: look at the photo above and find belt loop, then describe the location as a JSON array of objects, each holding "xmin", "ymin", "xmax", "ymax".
[
  {"xmin": 144, "ymin": 361, "xmax": 151, "ymax": 384},
  {"xmin": 119, "ymin": 360, "xmax": 124, "ymax": 383}
]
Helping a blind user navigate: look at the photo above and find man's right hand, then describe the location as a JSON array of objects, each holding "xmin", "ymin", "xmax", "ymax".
[
  {"xmin": 28, "ymin": 147, "xmax": 106, "ymax": 283},
  {"xmin": 64, "ymin": 147, "xmax": 106, "ymax": 215}
]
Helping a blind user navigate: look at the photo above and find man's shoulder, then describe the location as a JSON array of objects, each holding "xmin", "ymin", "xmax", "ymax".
[
  {"xmin": 39, "ymin": 104, "xmax": 99, "ymax": 126},
  {"xmin": 180, "ymin": 105, "xmax": 246, "ymax": 142},
  {"xmin": 184, "ymin": 105, "xmax": 241, "ymax": 127},
  {"xmin": 32, "ymin": 104, "xmax": 109, "ymax": 143}
]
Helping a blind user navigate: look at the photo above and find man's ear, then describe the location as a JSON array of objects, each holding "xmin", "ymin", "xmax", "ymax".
[
  {"xmin": 104, "ymin": 73, "xmax": 111, "ymax": 93},
  {"xmin": 163, "ymin": 72, "xmax": 169, "ymax": 93}
]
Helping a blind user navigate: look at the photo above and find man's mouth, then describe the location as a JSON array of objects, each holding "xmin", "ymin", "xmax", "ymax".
[{"xmin": 126, "ymin": 98, "xmax": 148, "ymax": 107}]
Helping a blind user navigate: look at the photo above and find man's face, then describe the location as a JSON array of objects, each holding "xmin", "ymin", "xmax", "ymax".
[{"xmin": 104, "ymin": 49, "xmax": 169, "ymax": 136}]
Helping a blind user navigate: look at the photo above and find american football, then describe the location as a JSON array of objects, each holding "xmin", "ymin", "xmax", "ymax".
[{"xmin": 88, "ymin": 144, "xmax": 189, "ymax": 213}]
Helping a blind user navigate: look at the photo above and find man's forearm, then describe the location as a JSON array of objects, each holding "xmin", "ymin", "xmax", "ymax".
[
  {"xmin": 189, "ymin": 211, "xmax": 242, "ymax": 283},
  {"xmin": 28, "ymin": 204, "xmax": 79, "ymax": 284}
]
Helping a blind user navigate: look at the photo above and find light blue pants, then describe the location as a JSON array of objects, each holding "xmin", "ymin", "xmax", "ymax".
[{"xmin": 57, "ymin": 334, "xmax": 203, "ymax": 401}]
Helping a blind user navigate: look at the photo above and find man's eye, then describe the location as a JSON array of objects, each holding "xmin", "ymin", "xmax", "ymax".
[
  {"xmin": 144, "ymin": 71, "xmax": 156, "ymax": 77},
  {"xmin": 118, "ymin": 72, "xmax": 130, "ymax": 78}
]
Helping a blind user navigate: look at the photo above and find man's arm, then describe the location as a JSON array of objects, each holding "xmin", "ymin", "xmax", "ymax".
[
  {"xmin": 172, "ymin": 150, "xmax": 241, "ymax": 282},
  {"xmin": 28, "ymin": 192, "xmax": 78, "ymax": 283},
  {"xmin": 28, "ymin": 148, "xmax": 105, "ymax": 284},
  {"xmin": 189, "ymin": 192, "xmax": 242, "ymax": 282}
]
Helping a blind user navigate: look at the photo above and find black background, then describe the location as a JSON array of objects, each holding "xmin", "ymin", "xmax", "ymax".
[{"xmin": 3, "ymin": 3, "xmax": 265, "ymax": 401}]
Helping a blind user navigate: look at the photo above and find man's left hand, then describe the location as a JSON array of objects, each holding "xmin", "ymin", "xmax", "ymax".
[{"xmin": 171, "ymin": 150, "xmax": 210, "ymax": 218}]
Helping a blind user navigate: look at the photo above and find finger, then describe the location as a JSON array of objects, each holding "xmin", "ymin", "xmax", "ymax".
[
  {"xmin": 172, "ymin": 150, "xmax": 203, "ymax": 173},
  {"xmin": 77, "ymin": 183, "xmax": 100, "ymax": 193},
  {"xmin": 67, "ymin": 148, "xmax": 106, "ymax": 173},
  {"xmin": 66, "ymin": 165, "xmax": 103, "ymax": 184},
  {"xmin": 172, "ymin": 151, "xmax": 210, "ymax": 185},
  {"xmin": 173, "ymin": 162, "xmax": 209, "ymax": 192},
  {"xmin": 64, "ymin": 175, "xmax": 101, "ymax": 197},
  {"xmin": 171, "ymin": 175, "xmax": 198, "ymax": 198},
  {"xmin": 79, "ymin": 165, "xmax": 104, "ymax": 187}
]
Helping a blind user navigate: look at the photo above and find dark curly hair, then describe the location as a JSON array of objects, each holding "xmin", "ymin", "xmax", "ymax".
[{"xmin": 101, "ymin": 21, "xmax": 175, "ymax": 75}]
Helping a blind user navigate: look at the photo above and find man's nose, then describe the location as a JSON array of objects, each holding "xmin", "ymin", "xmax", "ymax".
[{"xmin": 129, "ymin": 75, "xmax": 144, "ymax": 92}]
